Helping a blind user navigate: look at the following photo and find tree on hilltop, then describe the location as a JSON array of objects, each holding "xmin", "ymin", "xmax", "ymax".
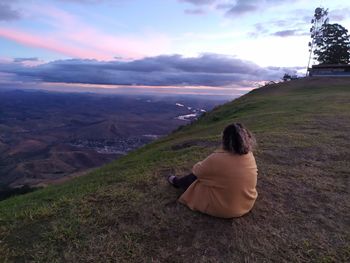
[
  {"xmin": 314, "ymin": 23, "xmax": 350, "ymax": 64},
  {"xmin": 282, "ymin": 73, "xmax": 292, "ymax": 82},
  {"xmin": 282, "ymin": 73, "xmax": 298, "ymax": 82}
]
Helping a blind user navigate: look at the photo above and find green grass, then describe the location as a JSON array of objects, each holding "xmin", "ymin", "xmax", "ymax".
[{"xmin": 1, "ymin": 77, "xmax": 350, "ymax": 262}]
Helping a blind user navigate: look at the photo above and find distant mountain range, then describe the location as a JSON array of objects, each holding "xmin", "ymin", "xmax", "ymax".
[{"xmin": 0, "ymin": 89, "xmax": 226, "ymax": 189}]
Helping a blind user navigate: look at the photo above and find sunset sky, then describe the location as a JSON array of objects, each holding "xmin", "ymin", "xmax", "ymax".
[{"xmin": 0, "ymin": 0, "xmax": 349, "ymax": 96}]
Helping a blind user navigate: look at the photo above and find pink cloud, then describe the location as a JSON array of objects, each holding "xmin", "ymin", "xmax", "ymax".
[
  {"xmin": 0, "ymin": 26, "xmax": 170, "ymax": 60},
  {"xmin": 62, "ymin": 28, "xmax": 170, "ymax": 60},
  {"xmin": 0, "ymin": 27, "xmax": 110, "ymax": 59},
  {"xmin": 0, "ymin": 4, "xmax": 171, "ymax": 60}
]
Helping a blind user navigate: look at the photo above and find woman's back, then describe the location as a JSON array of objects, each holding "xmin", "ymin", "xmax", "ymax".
[{"xmin": 179, "ymin": 150, "xmax": 258, "ymax": 218}]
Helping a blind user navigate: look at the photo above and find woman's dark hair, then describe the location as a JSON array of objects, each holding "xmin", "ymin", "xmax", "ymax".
[{"xmin": 222, "ymin": 123, "xmax": 255, "ymax": 155}]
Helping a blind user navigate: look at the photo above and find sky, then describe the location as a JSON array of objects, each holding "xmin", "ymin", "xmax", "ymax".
[{"xmin": 0, "ymin": 0, "xmax": 349, "ymax": 96}]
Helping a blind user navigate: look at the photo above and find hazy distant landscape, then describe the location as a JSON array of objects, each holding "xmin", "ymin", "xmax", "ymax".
[{"xmin": 0, "ymin": 89, "xmax": 225, "ymax": 190}]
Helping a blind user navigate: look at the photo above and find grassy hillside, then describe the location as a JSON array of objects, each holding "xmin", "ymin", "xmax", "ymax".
[{"xmin": 0, "ymin": 77, "xmax": 349, "ymax": 262}]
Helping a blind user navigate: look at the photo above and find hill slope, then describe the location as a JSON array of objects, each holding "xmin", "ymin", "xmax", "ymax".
[{"xmin": 0, "ymin": 77, "xmax": 349, "ymax": 262}]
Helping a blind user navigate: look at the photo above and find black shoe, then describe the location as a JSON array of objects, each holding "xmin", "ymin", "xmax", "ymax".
[{"xmin": 167, "ymin": 175, "xmax": 179, "ymax": 188}]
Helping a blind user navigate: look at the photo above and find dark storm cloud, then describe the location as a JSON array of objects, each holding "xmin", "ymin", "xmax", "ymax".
[
  {"xmin": 0, "ymin": 3, "xmax": 20, "ymax": 21},
  {"xmin": 0, "ymin": 54, "xmax": 302, "ymax": 87}
]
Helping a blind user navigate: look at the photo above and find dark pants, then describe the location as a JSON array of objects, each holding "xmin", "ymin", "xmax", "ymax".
[{"xmin": 173, "ymin": 173, "xmax": 197, "ymax": 190}]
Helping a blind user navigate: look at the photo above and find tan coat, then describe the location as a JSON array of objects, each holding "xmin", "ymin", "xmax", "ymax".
[{"xmin": 179, "ymin": 150, "xmax": 258, "ymax": 218}]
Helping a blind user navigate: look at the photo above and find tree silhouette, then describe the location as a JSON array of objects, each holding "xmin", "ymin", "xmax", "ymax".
[
  {"xmin": 282, "ymin": 73, "xmax": 291, "ymax": 81},
  {"xmin": 314, "ymin": 23, "xmax": 350, "ymax": 64}
]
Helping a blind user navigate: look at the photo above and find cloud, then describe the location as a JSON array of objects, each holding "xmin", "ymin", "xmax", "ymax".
[
  {"xmin": 179, "ymin": 0, "xmax": 216, "ymax": 5},
  {"xmin": 0, "ymin": 4, "xmax": 170, "ymax": 60},
  {"xmin": 12, "ymin": 57, "xmax": 41, "ymax": 66},
  {"xmin": 0, "ymin": 54, "xmax": 302, "ymax": 88},
  {"xmin": 248, "ymin": 16, "xmax": 309, "ymax": 38},
  {"xmin": 248, "ymin": 23, "xmax": 268, "ymax": 38},
  {"xmin": 271, "ymin": 29, "xmax": 308, "ymax": 37},
  {"xmin": 0, "ymin": 3, "xmax": 20, "ymax": 21},
  {"xmin": 329, "ymin": 8, "xmax": 350, "ymax": 22},
  {"xmin": 56, "ymin": 0, "xmax": 115, "ymax": 3},
  {"xmin": 0, "ymin": 27, "xmax": 111, "ymax": 59},
  {"xmin": 13, "ymin": 57, "xmax": 39, "ymax": 63},
  {"xmin": 216, "ymin": 0, "xmax": 295, "ymax": 17},
  {"xmin": 184, "ymin": 8, "xmax": 206, "ymax": 15},
  {"xmin": 180, "ymin": 0, "xmax": 209, "ymax": 15},
  {"xmin": 271, "ymin": 29, "xmax": 297, "ymax": 37},
  {"xmin": 225, "ymin": 2, "xmax": 257, "ymax": 16},
  {"xmin": 179, "ymin": 0, "xmax": 298, "ymax": 18}
]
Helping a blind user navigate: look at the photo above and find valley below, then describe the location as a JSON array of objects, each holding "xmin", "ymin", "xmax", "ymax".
[{"xmin": 0, "ymin": 89, "xmax": 225, "ymax": 190}]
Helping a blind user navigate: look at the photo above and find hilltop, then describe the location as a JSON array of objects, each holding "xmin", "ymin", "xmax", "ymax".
[{"xmin": 0, "ymin": 77, "xmax": 349, "ymax": 262}]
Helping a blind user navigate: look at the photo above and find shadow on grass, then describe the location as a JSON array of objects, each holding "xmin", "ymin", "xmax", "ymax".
[{"xmin": 0, "ymin": 185, "xmax": 42, "ymax": 201}]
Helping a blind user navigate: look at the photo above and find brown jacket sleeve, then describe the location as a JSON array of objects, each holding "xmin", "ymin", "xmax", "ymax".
[
  {"xmin": 192, "ymin": 161, "xmax": 203, "ymax": 176},
  {"xmin": 192, "ymin": 154, "xmax": 215, "ymax": 178}
]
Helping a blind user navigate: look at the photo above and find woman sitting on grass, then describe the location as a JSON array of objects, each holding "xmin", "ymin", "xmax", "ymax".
[{"xmin": 168, "ymin": 123, "xmax": 258, "ymax": 218}]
